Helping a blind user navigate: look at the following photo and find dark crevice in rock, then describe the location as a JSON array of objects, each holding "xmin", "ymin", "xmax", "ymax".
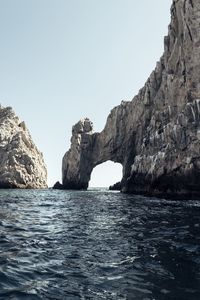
[
  {"xmin": 189, "ymin": 0, "xmax": 194, "ymax": 8},
  {"xmin": 186, "ymin": 23, "xmax": 193, "ymax": 42},
  {"xmin": 0, "ymin": 181, "xmax": 17, "ymax": 189}
]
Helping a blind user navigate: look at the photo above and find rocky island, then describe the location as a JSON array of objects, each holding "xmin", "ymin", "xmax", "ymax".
[
  {"xmin": 58, "ymin": 0, "xmax": 200, "ymax": 198},
  {"xmin": 0, "ymin": 105, "xmax": 47, "ymax": 188}
]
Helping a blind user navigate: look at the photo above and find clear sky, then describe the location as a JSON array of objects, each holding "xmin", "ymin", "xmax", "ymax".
[{"xmin": 0, "ymin": 0, "xmax": 172, "ymax": 187}]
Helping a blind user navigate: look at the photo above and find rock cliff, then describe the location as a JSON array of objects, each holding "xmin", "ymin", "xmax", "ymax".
[
  {"xmin": 61, "ymin": 0, "xmax": 200, "ymax": 198},
  {"xmin": 0, "ymin": 105, "xmax": 47, "ymax": 188}
]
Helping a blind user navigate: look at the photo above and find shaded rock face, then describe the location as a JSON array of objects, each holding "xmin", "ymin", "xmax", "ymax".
[
  {"xmin": 0, "ymin": 105, "xmax": 47, "ymax": 188},
  {"xmin": 62, "ymin": 118, "xmax": 95, "ymax": 189},
  {"xmin": 109, "ymin": 182, "xmax": 121, "ymax": 191},
  {"xmin": 62, "ymin": 0, "xmax": 200, "ymax": 198}
]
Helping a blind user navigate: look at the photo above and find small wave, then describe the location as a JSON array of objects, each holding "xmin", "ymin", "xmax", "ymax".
[{"xmin": 0, "ymin": 189, "xmax": 199, "ymax": 299}]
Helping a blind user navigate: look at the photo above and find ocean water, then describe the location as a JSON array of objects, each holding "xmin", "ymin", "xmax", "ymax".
[{"xmin": 0, "ymin": 189, "xmax": 200, "ymax": 300}]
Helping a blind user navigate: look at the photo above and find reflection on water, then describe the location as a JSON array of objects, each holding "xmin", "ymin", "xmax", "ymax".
[{"xmin": 0, "ymin": 188, "xmax": 200, "ymax": 299}]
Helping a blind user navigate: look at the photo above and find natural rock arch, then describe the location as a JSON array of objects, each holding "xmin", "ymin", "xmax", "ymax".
[
  {"xmin": 62, "ymin": 117, "xmax": 129, "ymax": 189},
  {"xmin": 59, "ymin": 0, "xmax": 200, "ymax": 198}
]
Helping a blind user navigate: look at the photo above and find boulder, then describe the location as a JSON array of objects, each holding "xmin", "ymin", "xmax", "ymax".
[{"xmin": 53, "ymin": 181, "xmax": 63, "ymax": 189}]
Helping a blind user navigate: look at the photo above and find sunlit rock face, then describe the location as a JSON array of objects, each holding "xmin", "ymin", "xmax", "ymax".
[
  {"xmin": 0, "ymin": 105, "xmax": 47, "ymax": 188},
  {"xmin": 62, "ymin": 0, "xmax": 200, "ymax": 198}
]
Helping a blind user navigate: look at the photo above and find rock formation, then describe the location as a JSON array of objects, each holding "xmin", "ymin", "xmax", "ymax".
[
  {"xmin": 0, "ymin": 105, "xmax": 47, "ymax": 188},
  {"xmin": 61, "ymin": 0, "xmax": 200, "ymax": 198},
  {"xmin": 109, "ymin": 182, "xmax": 121, "ymax": 191}
]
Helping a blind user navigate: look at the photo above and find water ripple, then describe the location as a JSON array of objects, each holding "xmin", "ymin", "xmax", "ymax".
[{"xmin": 0, "ymin": 189, "xmax": 200, "ymax": 299}]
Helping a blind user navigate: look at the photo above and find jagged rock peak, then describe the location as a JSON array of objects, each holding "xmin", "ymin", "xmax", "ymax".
[
  {"xmin": 60, "ymin": 0, "xmax": 200, "ymax": 198},
  {"xmin": 0, "ymin": 105, "xmax": 47, "ymax": 188},
  {"xmin": 72, "ymin": 118, "xmax": 93, "ymax": 134}
]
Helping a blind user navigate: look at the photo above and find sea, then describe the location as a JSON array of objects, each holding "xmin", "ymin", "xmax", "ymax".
[{"xmin": 0, "ymin": 188, "xmax": 199, "ymax": 300}]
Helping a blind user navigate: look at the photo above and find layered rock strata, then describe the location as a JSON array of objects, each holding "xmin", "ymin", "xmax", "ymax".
[
  {"xmin": 61, "ymin": 0, "xmax": 200, "ymax": 198},
  {"xmin": 0, "ymin": 105, "xmax": 47, "ymax": 188}
]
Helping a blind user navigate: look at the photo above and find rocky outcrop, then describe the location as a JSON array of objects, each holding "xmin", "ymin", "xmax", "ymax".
[
  {"xmin": 62, "ymin": 118, "xmax": 94, "ymax": 189},
  {"xmin": 53, "ymin": 181, "xmax": 63, "ymax": 189},
  {"xmin": 61, "ymin": 0, "xmax": 200, "ymax": 198},
  {"xmin": 109, "ymin": 182, "xmax": 121, "ymax": 191},
  {"xmin": 0, "ymin": 105, "xmax": 47, "ymax": 188}
]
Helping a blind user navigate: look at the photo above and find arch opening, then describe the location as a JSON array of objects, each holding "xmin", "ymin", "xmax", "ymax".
[{"xmin": 89, "ymin": 160, "xmax": 123, "ymax": 188}]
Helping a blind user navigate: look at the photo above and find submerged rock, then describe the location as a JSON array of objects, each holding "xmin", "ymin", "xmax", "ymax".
[
  {"xmin": 0, "ymin": 105, "xmax": 47, "ymax": 188},
  {"xmin": 61, "ymin": 0, "xmax": 200, "ymax": 198},
  {"xmin": 53, "ymin": 181, "xmax": 63, "ymax": 189}
]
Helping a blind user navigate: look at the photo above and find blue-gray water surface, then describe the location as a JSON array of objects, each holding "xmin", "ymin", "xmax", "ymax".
[{"xmin": 0, "ymin": 188, "xmax": 200, "ymax": 300}]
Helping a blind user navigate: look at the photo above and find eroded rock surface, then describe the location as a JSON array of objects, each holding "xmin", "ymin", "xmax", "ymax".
[
  {"xmin": 62, "ymin": 0, "xmax": 200, "ymax": 198},
  {"xmin": 0, "ymin": 105, "xmax": 47, "ymax": 188}
]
